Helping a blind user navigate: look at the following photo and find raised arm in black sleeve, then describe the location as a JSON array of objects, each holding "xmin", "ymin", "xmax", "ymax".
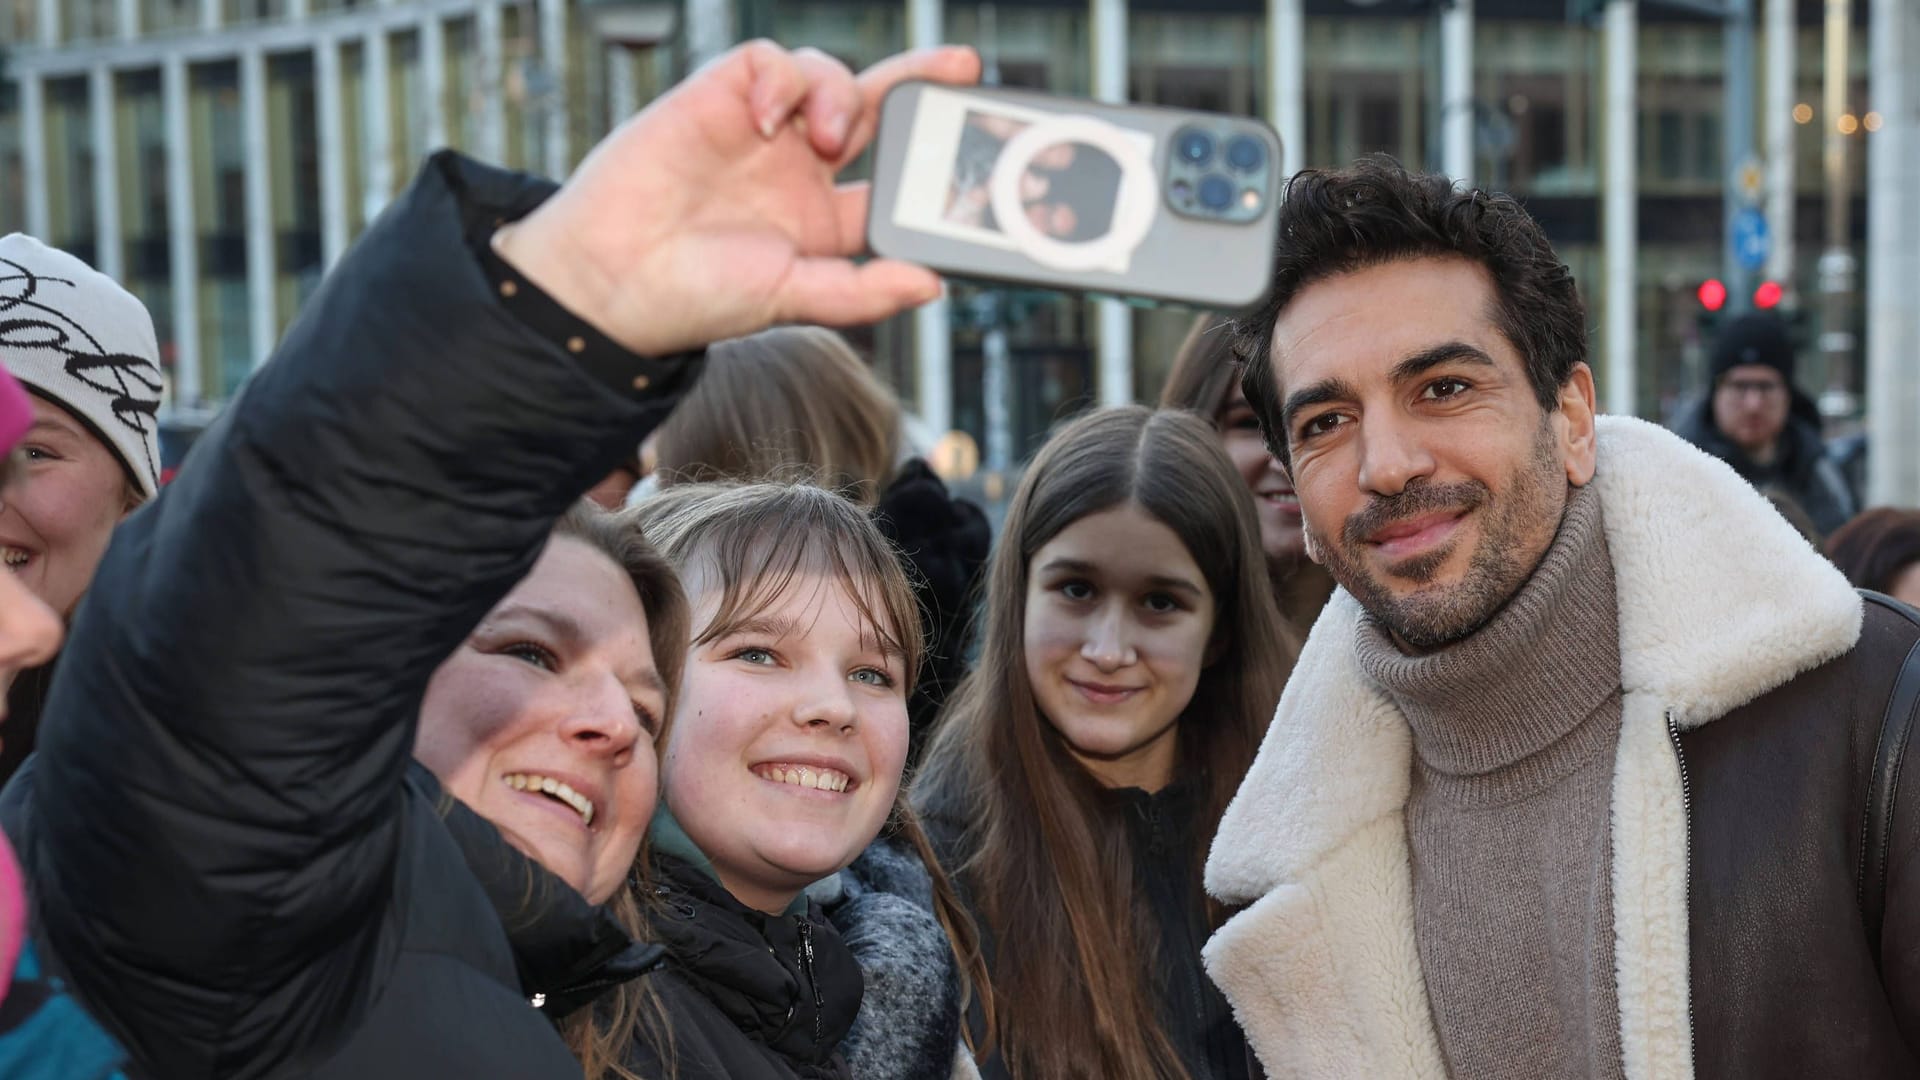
[{"xmin": 12, "ymin": 152, "xmax": 701, "ymax": 1077}]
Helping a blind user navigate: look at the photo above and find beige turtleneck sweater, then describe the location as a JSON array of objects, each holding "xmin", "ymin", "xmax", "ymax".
[{"xmin": 1354, "ymin": 481, "xmax": 1627, "ymax": 1080}]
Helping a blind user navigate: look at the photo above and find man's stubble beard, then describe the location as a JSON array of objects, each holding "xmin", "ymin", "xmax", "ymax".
[{"xmin": 1312, "ymin": 420, "xmax": 1568, "ymax": 650}]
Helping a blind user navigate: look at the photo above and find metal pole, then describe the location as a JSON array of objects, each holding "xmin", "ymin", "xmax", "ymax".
[
  {"xmin": 1723, "ymin": 0, "xmax": 1757, "ymax": 309},
  {"xmin": 538, "ymin": 0, "xmax": 569, "ymax": 177},
  {"xmin": 1818, "ymin": 0, "xmax": 1856, "ymax": 416},
  {"xmin": 908, "ymin": 0, "xmax": 953, "ymax": 437},
  {"xmin": 89, "ymin": 64, "xmax": 124, "ymax": 282},
  {"xmin": 1092, "ymin": 0, "xmax": 1132, "ymax": 408},
  {"xmin": 476, "ymin": 1, "xmax": 506, "ymax": 166},
  {"xmin": 1763, "ymin": 0, "xmax": 1795, "ymax": 289},
  {"xmin": 363, "ymin": 28, "xmax": 394, "ymax": 223},
  {"xmin": 1604, "ymin": 1, "xmax": 1639, "ymax": 417},
  {"xmin": 1866, "ymin": 0, "xmax": 1920, "ymax": 505},
  {"xmin": 1269, "ymin": 0, "xmax": 1305, "ymax": 178},
  {"xmin": 686, "ymin": 0, "xmax": 735, "ymax": 72},
  {"xmin": 316, "ymin": 35, "xmax": 349, "ymax": 270},
  {"xmin": 163, "ymin": 53, "xmax": 200, "ymax": 407},
  {"xmin": 1441, "ymin": 0, "xmax": 1474, "ymax": 183},
  {"xmin": 241, "ymin": 46, "xmax": 276, "ymax": 367},
  {"xmin": 20, "ymin": 74, "xmax": 48, "ymax": 241},
  {"xmin": 421, "ymin": 13, "xmax": 449, "ymax": 153}
]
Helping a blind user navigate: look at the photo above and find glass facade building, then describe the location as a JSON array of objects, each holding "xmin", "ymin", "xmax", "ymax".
[{"xmin": 0, "ymin": 0, "xmax": 1878, "ymax": 468}]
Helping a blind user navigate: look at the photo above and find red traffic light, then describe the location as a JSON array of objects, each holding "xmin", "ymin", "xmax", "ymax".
[
  {"xmin": 1753, "ymin": 280, "xmax": 1783, "ymax": 309},
  {"xmin": 1697, "ymin": 279, "xmax": 1728, "ymax": 312}
]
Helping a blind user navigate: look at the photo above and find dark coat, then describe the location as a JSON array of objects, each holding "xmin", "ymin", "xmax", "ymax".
[
  {"xmin": 873, "ymin": 458, "xmax": 990, "ymax": 767},
  {"xmin": 1682, "ymin": 592, "xmax": 1920, "ymax": 1076},
  {"xmin": 1203, "ymin": 417, "xmax": 1919, "ymax": 1078},
  {"xmin": 0, "ymin": 151, "xmax": 698, "ymax": 1078},
  {"xmin": 923, "ymin": 786, "xmax": 1253, "ymax": 1080},
  {"xmin": 1672, "ymin": 392, "xmax": 1857, "ymax": 536},
  {"xmin": 626, "ymin": 855, "xmax": 863, "ymax": 1080}
]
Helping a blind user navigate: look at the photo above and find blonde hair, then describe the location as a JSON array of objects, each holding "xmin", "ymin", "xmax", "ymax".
[{"xmin": 650, "ymin": 327, "xmax": 903, "ymax": 507}]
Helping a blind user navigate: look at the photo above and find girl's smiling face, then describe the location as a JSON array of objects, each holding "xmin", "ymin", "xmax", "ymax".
[{"xmin": 660, "ymin": 571, "xmax": 910, "ymax": 914}]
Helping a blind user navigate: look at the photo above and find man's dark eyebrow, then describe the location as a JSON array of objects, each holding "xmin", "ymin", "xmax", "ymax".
[
  {"xmin": 1280, "ymin": 377, "xmax": 1360, "ymax": 434},
  {"xmin": 1387, "ymin": 342, "xmax": 1496, "ymax": 385}
]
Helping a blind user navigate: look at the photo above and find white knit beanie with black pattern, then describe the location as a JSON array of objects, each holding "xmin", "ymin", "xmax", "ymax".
[{"xmin": 0, "ymin": 233, "xmax": 164, "ymax": 499}]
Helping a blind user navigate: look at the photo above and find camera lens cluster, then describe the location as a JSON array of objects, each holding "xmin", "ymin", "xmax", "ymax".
[{"xmin": 1166, "ymin": 125, "xmax": 1271, "ymax": 224}]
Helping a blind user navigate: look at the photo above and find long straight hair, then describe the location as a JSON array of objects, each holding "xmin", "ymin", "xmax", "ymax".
[
  {"xmin": 631, "ymin": 481, "xmax": 996, "ymax": 1062},
  {"xmin": 915, "ymin": 407, "xmax": 1293, "ymax": 1080}
]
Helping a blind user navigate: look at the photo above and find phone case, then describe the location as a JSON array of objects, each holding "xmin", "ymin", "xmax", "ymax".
[{"xmin": 867, "ymin": 82, "xmax": 1283, "ymax": 311}]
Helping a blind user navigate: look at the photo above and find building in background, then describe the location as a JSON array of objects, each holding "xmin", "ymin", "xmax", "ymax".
[{"xmin": 0, "ymin": 0, "xmax": 1890, "ymax": 484}]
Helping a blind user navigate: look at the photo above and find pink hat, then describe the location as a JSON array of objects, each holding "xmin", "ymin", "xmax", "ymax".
[
  {"xmin": 0, "ymin": 366, "xmax": 28, "ymax": 457},
  {"xmin": 0, "ymin": 830, "xmax": 19, "ymax": 998}
]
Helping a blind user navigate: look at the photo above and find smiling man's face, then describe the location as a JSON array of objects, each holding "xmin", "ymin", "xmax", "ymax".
[{"xmin": 1269, "ymin": 256, "xmax": 1596, "ymax": 650}]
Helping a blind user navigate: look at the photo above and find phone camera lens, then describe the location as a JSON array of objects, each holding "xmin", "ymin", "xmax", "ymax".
[
  {"xmin": 1226, "ymin": 135, "xmax": 1266, "ymax": 172},
  {"xmin": 1197, "ymin": 175, "xmax": 1234, "ymax": 211},
  {"xmin": 1177, "ymin": 130, "xmax": 1215, "ymax": 166}
]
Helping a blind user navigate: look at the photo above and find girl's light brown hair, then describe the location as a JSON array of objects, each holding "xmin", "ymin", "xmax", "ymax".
[
  {"xmin": 915, "ymin": 406, "xmax": 1294, "ymax": 1080},
  {"xmin": 629, "ymin": 481, "xmax": 995, "ymax": 1060},
  {"xmin": 650, "ymin": 327, "xmax": 903, "ymax": 507}
]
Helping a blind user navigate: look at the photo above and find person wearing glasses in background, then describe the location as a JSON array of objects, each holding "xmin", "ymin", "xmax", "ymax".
[{"xmin": 1672, "ymin": 310, "xmax": 1856, "ymax": 537}]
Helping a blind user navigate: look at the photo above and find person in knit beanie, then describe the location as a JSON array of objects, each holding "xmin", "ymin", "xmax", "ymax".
[
  {"xmin": 1671, "ymin": 309, "xmax": 1856, "ymax": 536},
  {"xmin": 1, "ymin": 365, "xmax": 129, "ymax": 1079},
  {"xmin": 0, "ymin": 233, "xmax": 165, "ymax": 785}
]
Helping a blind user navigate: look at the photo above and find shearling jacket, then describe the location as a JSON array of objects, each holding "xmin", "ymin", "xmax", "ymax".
[{"xmin": 1203, "ymin": 416, "xmax": 1919, "ymax": 1080}]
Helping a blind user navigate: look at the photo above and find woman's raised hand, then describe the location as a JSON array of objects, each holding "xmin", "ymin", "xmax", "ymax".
[{"xmin": 494, "ymin": 41, "xmax": 981, "ymax": 359}]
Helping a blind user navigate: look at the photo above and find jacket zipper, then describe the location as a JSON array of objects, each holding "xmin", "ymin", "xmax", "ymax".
[
  {"xmin": 1664, "ymin": 711, "xmax": 1698, "ymax": 1065},
  {"xmin": 797, "ymin": 915, "xmax": 823, "ymax": 1046}
]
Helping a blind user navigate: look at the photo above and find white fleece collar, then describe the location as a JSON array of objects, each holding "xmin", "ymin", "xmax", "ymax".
[
  {"xmin": 1208, "ymin": 415, "xmax": 1860, "ymax": 900},
  {"xmin": 1201, "ymin": 416, "xmax": 1862, "ymax": 1080}
]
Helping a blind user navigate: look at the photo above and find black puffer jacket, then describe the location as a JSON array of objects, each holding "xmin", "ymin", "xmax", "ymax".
[
  {"xmin": 0, "ymin": 152, "xmax": 698, "ymax": 1078},
  {"xmin": 626, "ymin": 855, "xmax": 863, "ymax": 1079}
]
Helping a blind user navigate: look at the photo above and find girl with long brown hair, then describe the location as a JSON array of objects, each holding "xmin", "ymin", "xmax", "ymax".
[
  {"xmin": 916, "ymin": 406, "xmax": 1293, "ymax": 1080},
  {"xmin": 1160, "ymin": 312, "xmax": 1336, "ymax": 642},
  {"xmin": 622, "ymin": 482, "xmax": 991, "ymax": 1080}
]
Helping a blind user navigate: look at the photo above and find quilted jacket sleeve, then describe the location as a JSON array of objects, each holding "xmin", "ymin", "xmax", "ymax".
[{"xmin": 16, "ymin": 152, "xmax": 698, "ymax": 1077}]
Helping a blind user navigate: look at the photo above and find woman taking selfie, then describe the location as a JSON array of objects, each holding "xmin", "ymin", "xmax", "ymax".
[
  {"xmin": 627, "ymin": 481, "xmax": 987, "ymax": 1080},
  {"xmin": 1160, "ymin": 313, "xmax": 1335, "ymax": 641},
  {"xmin": 916, "ymin": 406, "xmax": 1292, "ymax": 1080},
  {"xmin": 0, "ymin": 40, "xmax": 981, "ymax": 1079}
]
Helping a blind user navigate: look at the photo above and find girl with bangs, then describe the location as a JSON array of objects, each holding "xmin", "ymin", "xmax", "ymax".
[
  {"xmin": 623, "ymin": 483, "xmax": 990, "ymax": 1080},
  {"xmin": 916, "ymin": 406, "xmax": 1295, "ymax": 1080}
]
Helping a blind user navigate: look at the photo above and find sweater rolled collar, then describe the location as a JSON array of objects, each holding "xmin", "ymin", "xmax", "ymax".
[{"xmin": 1352, "ymin": 481, "xmax": 1623, "ymax": 802}]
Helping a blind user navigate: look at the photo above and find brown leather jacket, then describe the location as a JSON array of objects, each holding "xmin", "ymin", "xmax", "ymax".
[{"xmin": 1683, "ymin": 592, "xmax": 1920, "ymax": 1077}]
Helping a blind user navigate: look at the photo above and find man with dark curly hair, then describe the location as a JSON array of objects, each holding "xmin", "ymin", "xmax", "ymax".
[{"xmin": 1202, "ymin": 154, "xmax": 1920, "ymax": 1079}]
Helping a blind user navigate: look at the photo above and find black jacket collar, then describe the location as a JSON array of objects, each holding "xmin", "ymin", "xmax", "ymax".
[
  {"xmin": 646, "ymin": 854, "xmax": 863, "ymax": 1066},
  {"xmin": 410, "ymin": 763, "xmax": 663, "ymax": 1018}
]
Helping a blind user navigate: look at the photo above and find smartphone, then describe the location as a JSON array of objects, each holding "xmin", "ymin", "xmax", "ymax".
[{"xmin": 867, "ymin": 82, "xmax": 1283, "ymax": 311}]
